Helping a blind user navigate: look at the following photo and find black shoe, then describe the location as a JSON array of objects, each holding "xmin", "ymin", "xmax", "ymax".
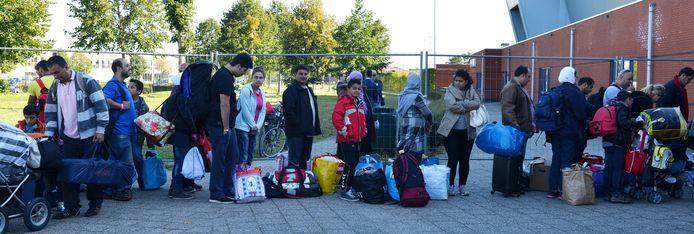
[
  {"xmin": 53, "ymin": 209, "xmax": 80, "ymax": 219},
  {"xmin": 168, "ymin": 190, "xmax": 194, "ymax": 200},
  {"xmin": 83, "ymin": 206, "xmax": 100, "ymax": 217},
  {"xmin": 184, "ymin": 186, "xmax": 196, "ymax": 194},
  {"xmin": 111, "ymin": 191, "xmax": 133, "ymax": 201},
  {"xmin": 192, "ymin": 183, "xmax": 203, "ymax": 191},
  {"xmin": 208, "ymin": 196, "xmax": 235, "ymax": 204}
]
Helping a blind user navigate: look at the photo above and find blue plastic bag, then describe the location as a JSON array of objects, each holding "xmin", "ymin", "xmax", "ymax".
[
  {"xmin": 354, "ymin": 155, "xmax": 384, "ymax": 174},
  {"xmin": 421, "ymin": 157, "xmax": 439, "ymax": 166},
  {"xmin": 143, "ymin": 155, "xmax": 167, "ymax": 190},
  {"xmin": 475, "ymin": 122, "xmax": 525, "ymax": 156},
  {"xmin": 385, "ymin": 164, "xmax": 399, "ymax": 201}
]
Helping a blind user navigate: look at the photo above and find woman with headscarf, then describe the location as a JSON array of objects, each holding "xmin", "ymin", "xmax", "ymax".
[
  {"xmin": 545, "ymin": 66, "xmax": 590, "ymax": 199},
  {"xmin": 347, "ymin": 71, "xmax": 377, "ymax": 154},
  {"xmin": 396, "ymin": 74, "xmax": 433, "ymax": 161}
]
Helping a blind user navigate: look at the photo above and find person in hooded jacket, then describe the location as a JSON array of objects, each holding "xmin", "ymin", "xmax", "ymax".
[
  {"xmin": 332, "ymin": 79, "xmax": 368, "ymax": 202},
  {"xmin": 546, "ymin": 67, "xmax": 591, "ymax": 199},
  {"xmin": 396, "ymin": 74, "xmax": 433, "ymax": 161}
]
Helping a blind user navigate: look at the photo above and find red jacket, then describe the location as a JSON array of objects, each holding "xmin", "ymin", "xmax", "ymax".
[{"xmin": 332, "ymin": 95, "xmax": 367, "ymax": 143}]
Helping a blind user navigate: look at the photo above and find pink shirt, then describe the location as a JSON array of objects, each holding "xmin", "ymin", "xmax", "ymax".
[
  {"xmin": 58, "ymin": 71, "xmax": 80, "ymax": 139},
  {"xmin": 253, "ymin": 88, "xmax": 263, "ymax": 122}
]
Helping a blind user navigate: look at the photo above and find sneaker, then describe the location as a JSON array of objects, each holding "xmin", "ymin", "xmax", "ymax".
[
  {"xmin": 448, "ymin": 185, "xmax": 457, "ymax": 196},
  {"xmin": 610, "ymin": 194, "xmax": 632, "ymax": 204},
  {"xmin": 53, "ymin": 209, "xmax": 80, "ymax": 220},
  {"xmin": 545, "ymin": 192, "xmax": 561, "ymax": 199},
  {"xmin": 83, "ymin": 206, "xmax": 100, "ymax": 217},
  {"xmin": 111, "ymin": 191, "xmax": 133, "ymax": 201},
  {"xmin": 169, "ymin": 190, "xmax": 194, "ymax": 200},
  {"xmin": 340, "ymin": 190, "xmax": 359, "ymax": 202},
  {"xmin": 208, "ymin": 196, "xmax": 235, "ymax": 204},
  {"xmin": 458, "ymin": 185, "xmax": 470, "ymax": 196}
]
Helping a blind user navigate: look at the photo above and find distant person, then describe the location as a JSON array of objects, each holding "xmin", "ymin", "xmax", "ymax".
[
  {"xmin": 44, "ymin": 55, "xmax": 109, "ymax": 219},
  {"xmin": 500, "ymin": 65, "xmax": 535, "ymax": 158},
  {"xmin": 364, "ymin": 70, "xmax": 384, "ymax": 108},
  {"xmin": 27, "ymin": 60, "xmax": 55, "ymax": 123},
  {"xmin": 603, "ymin": 70, "xmax": 633, "ymax": 106},
  {"xmin": 128, "ymin": 79, "xmax": 155, "ymax": 190},
  {"xmin": 102, "ymin": 58, "xmax": 138, "ymax": 201},
  {"xmin": 437, "ymin": 69, "xmax": 480, "ymax": 196},
  {"xmin": 577, "ymin": 77, "xmax": 594, "ymax": 95},
  {"xmin": 235, "ymin": 67, "xmax": 267, "ymax": 166},
  {"xmin": 576, "ymin": 77, "xmax": 597, "ymax": 163},
  {"xmin": 170, "ymin": 63, "xmax": 189, "ymax": 86},
  {"xmin": 16, "ymin": 105, "xmax": 45, "ymax": 137},
  {"xmin": 396, "ymin": 73, "xmax": 432, "ymax": 161},
  {"xmin": 630, "ymin": 84, "xmax": 665, "ymax": 118},
  {"xmin": 283, "ymin": 64, "xmax": 322, "ymax": 170},
  {"xmin": 207, "ymin": 53, "xmax": 253, "ymax": 203},
  {"xmin": 332, "ymin": 79, "xmax": 367, "ymax": 202}
]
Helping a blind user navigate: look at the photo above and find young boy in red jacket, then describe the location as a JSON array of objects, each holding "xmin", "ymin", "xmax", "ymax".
[{"xmin": 332, "ymin": 79, "xmax": 367, "ymax": 202}]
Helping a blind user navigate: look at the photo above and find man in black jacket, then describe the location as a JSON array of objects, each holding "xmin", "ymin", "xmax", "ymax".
[
  {"xmin": 283, "ymin": 65, "xmax": 321, "ymax": 170},
  {"xmin": 655, "ymin": 67, "xmax": 694, "ymax": 163}
]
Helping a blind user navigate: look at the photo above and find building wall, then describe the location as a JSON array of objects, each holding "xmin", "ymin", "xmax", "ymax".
[
  {"xmin": 495, "ymin": 0, "xmax": 694, "ymax": 118},
  {"xmin": 434, "ymin": 64, "xmax": 470, "ymax": 90}
]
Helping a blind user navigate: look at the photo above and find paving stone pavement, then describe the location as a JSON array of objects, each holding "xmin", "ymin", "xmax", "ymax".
[{"xmin": 10, "ymin": 102, "xmax": 694, "ymax": 233}]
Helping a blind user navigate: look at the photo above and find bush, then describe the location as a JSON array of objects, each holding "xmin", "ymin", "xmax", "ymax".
[
  {"xmin": 18, "ymin": 83, "xmax": 29, "ymax": 93},
  {"xmin": 0, "ymin": 79, "xmax": 9, "ymax": 93}
]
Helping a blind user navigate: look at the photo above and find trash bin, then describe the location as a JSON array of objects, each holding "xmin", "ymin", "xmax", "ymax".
[{"xmin": 374, "ymin": 107, "xmax": 397, "ymax": 151}]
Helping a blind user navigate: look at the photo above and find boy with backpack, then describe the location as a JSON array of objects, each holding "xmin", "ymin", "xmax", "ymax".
[
  {"xmin": 332, "ymin": 79, "xmax": 367, "ymax": 202},
  {"xmin": 603, "ymin": 90, "xmax": 643, "ymax": 203}
]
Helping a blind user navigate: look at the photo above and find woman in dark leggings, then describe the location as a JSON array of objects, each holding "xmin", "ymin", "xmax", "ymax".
[{"xmin": 436, "ymin": 70, "xmax": 480, "ymax": 196}]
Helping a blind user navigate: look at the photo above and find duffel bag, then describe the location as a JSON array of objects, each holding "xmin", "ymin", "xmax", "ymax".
[
  {"xmin": 353, "ymin": 167, "xmax": 387, "ymax": 204},
  {"xmin": 274, "ymin": 167, "xmax": 322, "ymax": 198},
  {"xmin": 640, "ymin": 108, "xmax": 688, "ymax": 140},
  {"xmin": 475, "ymin": 122, "xmax": 525, "ymax": 156},
  {"xmin": 57, "ymin": 143, "xmax": 137, "ymax": 185},
  {"xmin": 263, "ymin": 173, "xmax": 285, "ymax": 198}
]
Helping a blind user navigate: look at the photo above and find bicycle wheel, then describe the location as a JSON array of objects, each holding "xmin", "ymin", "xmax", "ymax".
[{"xmin": 260, "ymin": 126, "xmax": 287, "ymax": 158}]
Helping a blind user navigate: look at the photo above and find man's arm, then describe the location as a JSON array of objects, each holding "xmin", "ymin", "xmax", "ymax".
[
  {"xmin": 282, "ymin": 89, "xmax": 299, "ymax": 127},
  {"xmin": 500, "ymin": 86, "xmax": 519, "ymax": 127},
  {"xmin": 87, "ymin": 79, "xmax": 109, "ymax": 142},
  {"xmin": 103, "ymin": 82, "xmax": 130, "ymax": 110},
  {"xmin": 220, "ymin": 94, "xmax": 231, "ymax": 132}
]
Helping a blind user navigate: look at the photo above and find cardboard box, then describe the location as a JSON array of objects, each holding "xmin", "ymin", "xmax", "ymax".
[{"xmin": 529, "ymin": 163, "xmax": 550, "ymax": 192}]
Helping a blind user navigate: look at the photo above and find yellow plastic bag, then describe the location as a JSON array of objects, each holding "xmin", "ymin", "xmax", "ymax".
[{"xmin": 312, "ymin": 155, "xmax": 345, "ymax": 194}]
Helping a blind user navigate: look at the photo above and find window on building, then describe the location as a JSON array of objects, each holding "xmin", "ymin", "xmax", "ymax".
[{"xmin": 539, "ymin": 67, "xmax": 551, "ymax": 92}]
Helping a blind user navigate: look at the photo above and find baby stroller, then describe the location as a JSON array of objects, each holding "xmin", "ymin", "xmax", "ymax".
[{"xmin": 0, "ymin": 123, "xmax": 51, "ymax": 233}]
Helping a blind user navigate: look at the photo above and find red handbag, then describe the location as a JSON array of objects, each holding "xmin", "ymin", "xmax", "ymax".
[{"xmin": 625, "ymin": 132, "xmax": 647, "ymax": 176}]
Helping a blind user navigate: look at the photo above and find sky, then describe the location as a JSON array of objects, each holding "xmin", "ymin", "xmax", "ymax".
[{"xmin": 46, "ymin": 0, "xmax": 515, "ymax": 69}]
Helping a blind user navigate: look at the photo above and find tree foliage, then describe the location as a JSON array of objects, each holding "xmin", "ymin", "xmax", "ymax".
[
  {"xmin": 0, "ymin": 0, "xmax": 52, "ymax": 73},
  {"xmin": 129, "ymin": 55, "xmax": 148, "ymax": 79},
  {"xmin": 446, "ymin": 52, "xmax": 472, "ymax": 65},
  {"xmin": 218, "ymin": 0, "xmax": 281, "ymax": 69},
  {"xmin": 333, "ymin": 0, "xmax": 390, "ymax": 73},
  {"xmin": 68, "ymin": 0, "xmax": 169, "ymax": 53},
  {"xmin": 193, "ymin": 18, "xmax": 221, "ymax": 55},
  {"xmin": 55, "ymin": 52, "xmax": 93, "ymax": 74},
  {"xmin": 155, "ymin": 58, "xmax": 172, "ymax": 75},
  {"xmin": 282, "ymin": 0, "xmax": 337, "ymax": 84},
  {"xmin": 164, "ymin": 0, "xmax": 195, "ymax": 54}
]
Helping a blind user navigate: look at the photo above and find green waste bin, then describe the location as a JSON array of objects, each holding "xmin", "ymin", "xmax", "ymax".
[{"xmin": 374, "ymin": 107, "xmax": 397, "ymax": 151}]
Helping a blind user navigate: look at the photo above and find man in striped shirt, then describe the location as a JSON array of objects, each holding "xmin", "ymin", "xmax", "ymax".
[{"xmin": 44, "ymin": 55, "xmax": 109, "ymax": 219}]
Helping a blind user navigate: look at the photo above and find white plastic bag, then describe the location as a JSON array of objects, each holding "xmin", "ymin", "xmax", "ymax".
[
  {"xmin": 420, "ymin": 165, "xmax": 450, "ymax": 200},
  {"xmin": 182, "ymin": 147, "xmax": 205, "ymax": 180}
]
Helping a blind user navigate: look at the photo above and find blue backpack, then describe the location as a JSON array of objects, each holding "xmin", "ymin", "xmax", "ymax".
[{"xmin": 535, "ymin": 88, "xmax": 564, "ymax": 132}]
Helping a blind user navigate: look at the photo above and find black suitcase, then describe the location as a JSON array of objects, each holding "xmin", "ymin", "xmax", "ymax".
[{"xmin": 490, "ymin": 155, "xmax": 523, "ymax": 197}]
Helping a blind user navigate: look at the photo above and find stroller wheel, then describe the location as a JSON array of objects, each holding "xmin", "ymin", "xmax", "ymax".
[
  {"xmin": 23, "ymin": 198, "xmax": 50, "ymax": 231},
  {"xmin": 668, "ymin": 188, "xmax": 684, "ymax": 199},
  {"xmin": 0, "ymin": 210, "xmax": 7, "ymax": 234},
  {"xmin": 647, "ymin": 192, "xmax": 663, "ymax": 204}
]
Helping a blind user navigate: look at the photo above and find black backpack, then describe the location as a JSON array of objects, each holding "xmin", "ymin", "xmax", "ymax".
[
  {"xmin": 162, "ymin": 61, "xmax": 215, "ymax": 132},
  {"xmin": 353, "ymin": 167, "xmax": 387, "ymax": 204}
]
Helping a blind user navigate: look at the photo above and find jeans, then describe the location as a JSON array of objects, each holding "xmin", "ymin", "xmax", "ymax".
[
  {"xmin": 133, "ymin": 137, "xmax": 144, "ymax": 189},
  {"xmin": 207, "ymin": 125, "xmax": 239, "ymax": 199},
  {"xmin": 105, "ymin": 134, "xmax": 136, "ymax": 193},
  {"xmin": 338, "ymin": 142, "xmax": 360, "ymax": 190},
  {"xmin": 61, "ymin": 135, "xmax": 102, "ymax": 211},
  {"xmin": 170, "ymin": 145, "xmax": 189, "ymax": 191},
  {"xmin": 236, "ymin": 129, "xmax": 257, "ymax": 165},
  {"xmin": 604, "ymin": 146, "xmax": 627, "ymax": 196},
  {"xmin": 288, "ymin": 136, "xmax": 313, "ymax": 170},
  {"xmin": 444, "ymin": 129, "xmax": 474, "ymax": 186},
  {"xmin": 549, "ymin": 137, "xmax": 577, "ymax": 192}
]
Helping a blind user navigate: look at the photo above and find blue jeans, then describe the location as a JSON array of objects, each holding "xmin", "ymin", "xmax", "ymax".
[
  {"xmin": 61, "ymin": 135, "xmax": 102, "ymax": 211},
  {"xmin": 207, "ymin": 125, "xmax": 239, "ymax": 199},
  {"xmin": 106, "ymin": 134, "xmax": 136, "ymax": 193},
  {"xmin": 549, "ymin": 137, "xmax": 576, "ymax": 192},
  {"xmin": 236, "ymin": 129, "xmax": 257, "ymax": 165},
  {"xmin": 604, "ymin": 146, "xmax": 627, "ymax": 196},
  {"xmin": 133, "ymin": 138, "xmax": 144, "ymax": 189},
  {"xmin": 170, "ymin": 145, "xmax": 189, "ymax": 191}
]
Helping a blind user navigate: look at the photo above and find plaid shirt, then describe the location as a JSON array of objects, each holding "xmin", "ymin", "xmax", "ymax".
[{"xmin": 397, "ymin": 95, "xmax": 432, "ymax": 154}]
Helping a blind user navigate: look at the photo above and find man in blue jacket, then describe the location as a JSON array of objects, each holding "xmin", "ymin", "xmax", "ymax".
[{"xmin": 546, "ymin": 67, "xmax": 591, "ymax": 199}]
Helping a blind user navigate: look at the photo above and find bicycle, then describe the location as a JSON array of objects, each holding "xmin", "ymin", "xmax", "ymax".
[{"xmin": 259, "ymin": 103, "xmax": 287, "ymax": 158}]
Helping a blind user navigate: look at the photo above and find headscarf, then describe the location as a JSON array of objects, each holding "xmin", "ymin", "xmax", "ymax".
[
  {"xmin": 558, "ymin": 66, "xmax": 576, "ymax": 84},
  {"xmin": 347, "ymin": 71, "xmax": 368, "ymax": 113},
  {"xmin": 397, "ymin": 73, "xmax": 422, "ymax": 117}
]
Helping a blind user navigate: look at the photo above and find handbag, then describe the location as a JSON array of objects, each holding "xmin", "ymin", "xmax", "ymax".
[
  {"xmin": 134, "ymin": 111, "xmax": 175, "ymax": 146},
  {"xmin": 625, "ymin": 131, "xmax": 647, "ymax": 176},
  {"xmin": 469, "ymin": 104, "xmax": 489, "ymax": 128}
]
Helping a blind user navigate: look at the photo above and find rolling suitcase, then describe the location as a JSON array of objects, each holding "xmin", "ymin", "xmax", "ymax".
[{"xmin": 490, "ymin": 154, "xmax": 523, "ymax": 197}]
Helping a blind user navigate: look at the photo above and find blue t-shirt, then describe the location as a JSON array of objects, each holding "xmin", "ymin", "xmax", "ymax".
[{"xmin": 103, "ymin": 77, "xmax": 136, "ymax": 136}]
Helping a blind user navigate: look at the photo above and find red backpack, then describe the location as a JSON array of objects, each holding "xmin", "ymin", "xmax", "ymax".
[
  {"xmin": 393, "ymin": 153, "xmax": 429, "ymax": 207},
  {"xmin": 36, "ymin": 79, "xmax": 49, "ymax": 123},
  {"xmin": 589, "ymin": 106, "xmax": 617, "ymax": 136}
]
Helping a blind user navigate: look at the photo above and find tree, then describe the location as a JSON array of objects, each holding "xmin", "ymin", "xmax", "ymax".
[
  {"xmin": 0, "ymin": 0, "xmax": 52, "ymax": 73},
  {"xmin": 164, "ymin": 0, "xmax": 195, "ymax": 63},
  {"xmin": 333, "ymin": 0, "xmax": 390, "ymax": 72},
  {"xmin": 68, "ymin": 0, "xmax": 169, "ymax": 55},
  {"xmin": 155, "ymin": 58, "xmax": 172, "ymax": 76},
  {"xmin": 446, "ymin": 52, "xmax": 472, "ymax": 65},
  {"xmin": 70, "ymin": 53, "xmax": 93, "ymax": 74},
  {"xmin": 193, "ymin": 18, "xmax": 221, "ymax": 55},
  {"xmin": 283, "ymin": 0, "xmax": 337, "ymax": 84},
  {"xmin": 129, "ymin": 55, "xmax": 148, "ymax": 80}
]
